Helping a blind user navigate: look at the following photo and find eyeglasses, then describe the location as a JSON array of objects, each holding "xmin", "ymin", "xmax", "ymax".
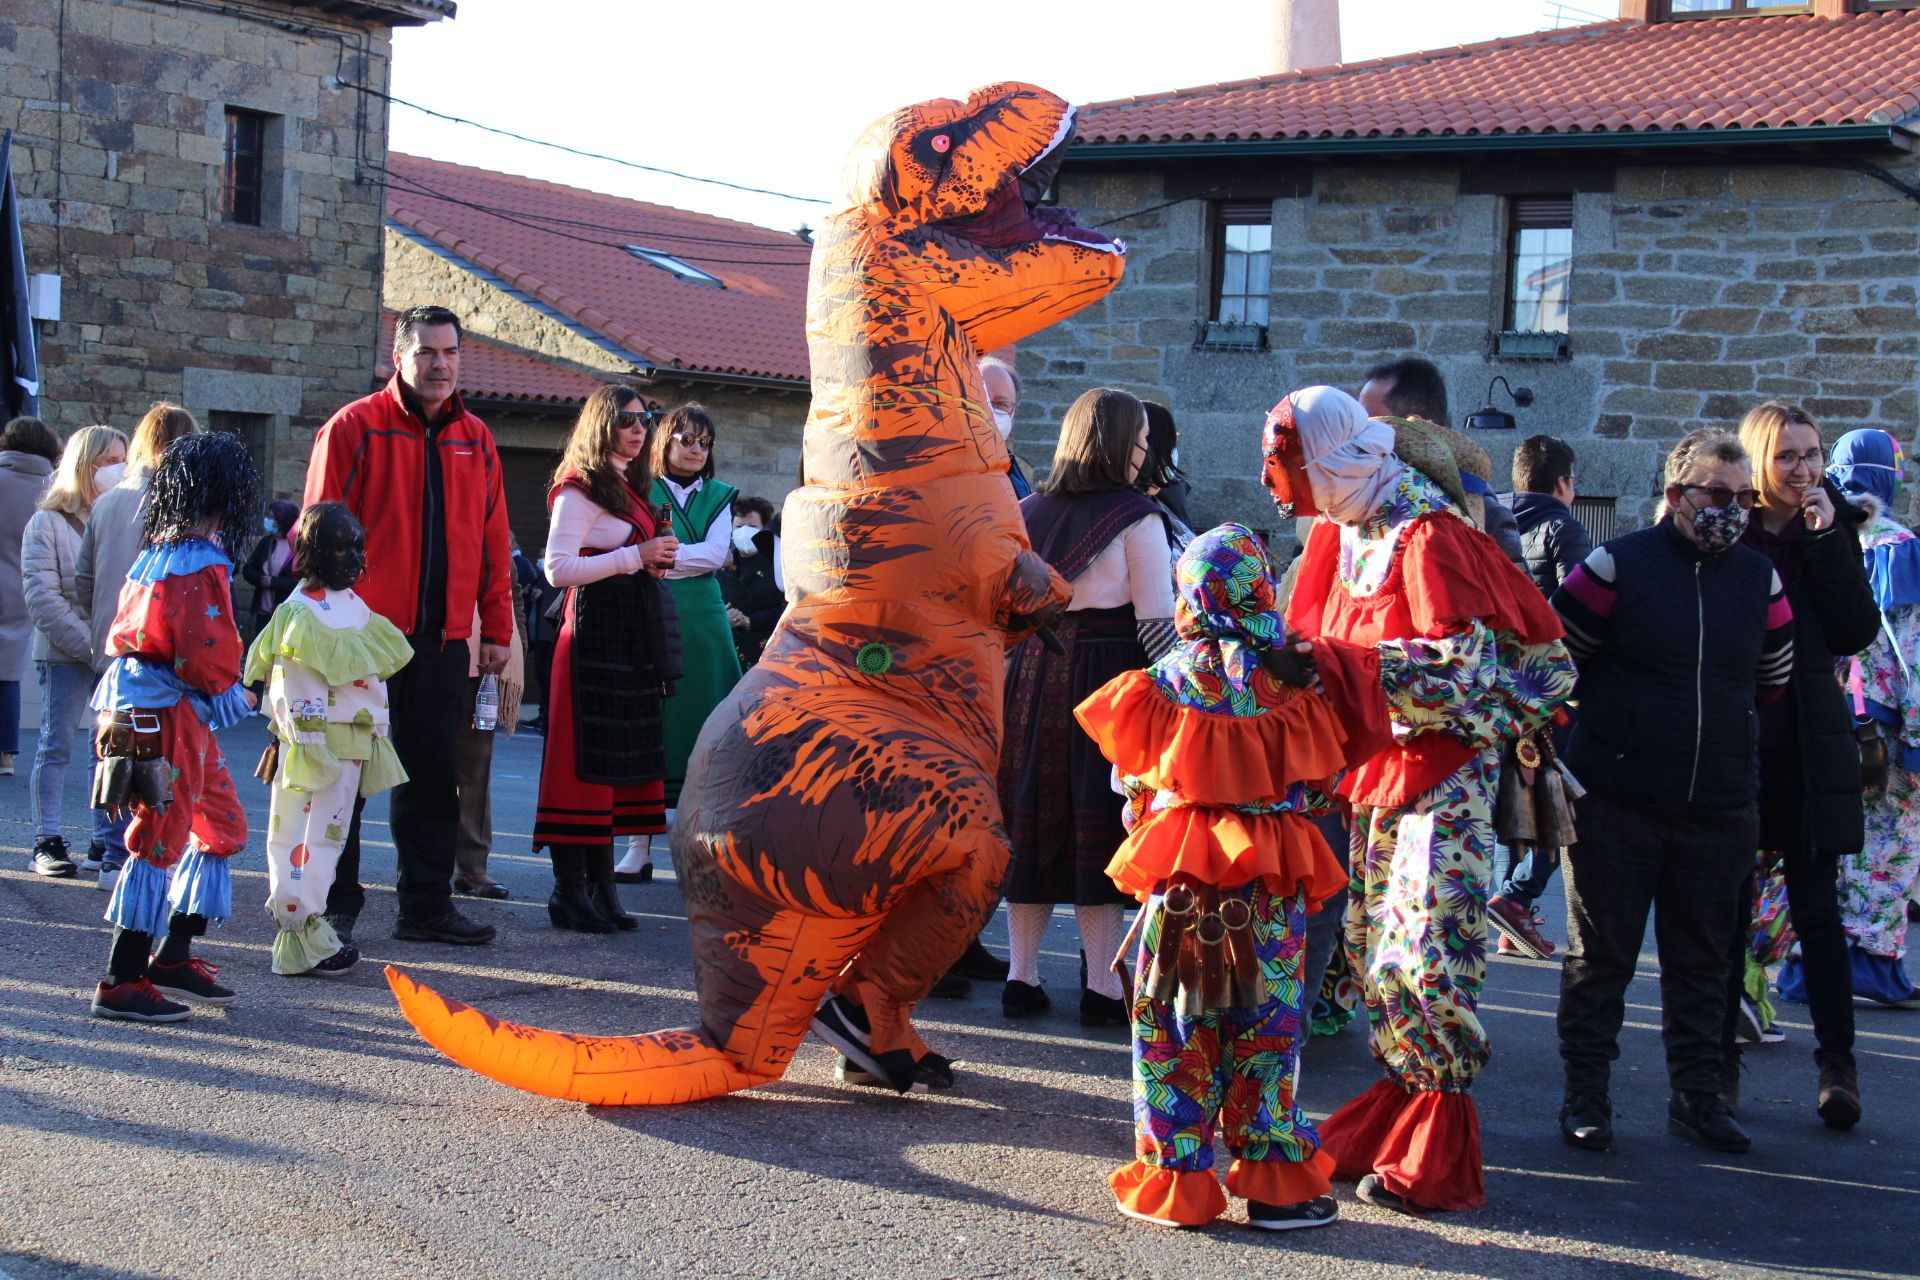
[
  {"xmin": 1773, "ymin": 448, "xmax": 1825, "ymax": 471},
  {"xmin": 1681, "ymin": 484, "xmax": 1760, "ymax": 510},
  {"xmin": 671, "ymin": 433, "xmax": 713, "ymax": 450},
  {"xmin": 614, "ymin": 408, "xmax": 657, "ymax": 428}
]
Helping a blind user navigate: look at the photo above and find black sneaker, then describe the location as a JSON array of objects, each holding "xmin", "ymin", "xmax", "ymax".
[
  {"xmin": 80, "ymin": 842, "xmax": 107, "ymax": 872},
  {"xmin": 91, "ymin": 978, "xmax": 192, "ymax": 1023},
  {"xmin": 31, "ymin": 835, "xmax": 77, "ymax": 878},
  {"xmin": 835, "ymin": 1050, "xmax": 957, "ymax": 1093},
  {"xmin": 810, "ymin": 995, "xmax": 914, "ymax": 1093},
  {"xmin": 1668, "ymin": 1090, "xmax": 1751, "ymax": 1153},
  {"xmin": 1002, "ymin": 979, "xmax": 1051, "ymax": 1018},
  {"xmin": 1247, "ymin": 1194, "xmax": 1339, "ymax": 1231},
  {"xmin": 950, "ymin": 939, "xmax": 1011, "ymax": 982},
  {"xmin": 393, "ymin": 909, "xmax": 495, "ymax": 945},
  {"xmin": 148, "ymin": 957, "xmax": 235, "ymax": 1006},
  {"xmin": 1559, "ymin": 1090, "xmax": 1613, "ymax": 1150},
  {"xmin": 310, "ymin": 944, "xmax": 360, "ymax": 976},
  {"xmin": 1355, "ymin": 1174, "xmax": 1432, "ymax": 1217}
]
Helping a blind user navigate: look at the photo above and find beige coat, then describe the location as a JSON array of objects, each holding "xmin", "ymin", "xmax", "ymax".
[
  {"xmin": 74, "ymin": 471, "xmax": 151, "ymax": 672},
  {"xmin": 21, "ymin": 506, "xmax": 91, "ymax": 665}
]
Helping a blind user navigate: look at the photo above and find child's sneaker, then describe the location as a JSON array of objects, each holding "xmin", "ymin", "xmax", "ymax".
[
  {"xmin": 309, "ymin": 944, "xmax": 360, "ymax": 977},
  {"xmin": 1247, "ymin": 1194, "xmax": 1339, "ymax": 1231},
  {"xmin": 91, "ymin": 978, "xmax": 191, "ymax": 1023},
  {"xmin": 147, "ymin": 957, "xmax": 235, "ymax": 1006},
  {"xmin": 79, "ymin": 842, "xmax": 107, "ymax": 872},
  {"xmin": 31, "ymin": 836, "xmax": 77, "ymax": 878}
]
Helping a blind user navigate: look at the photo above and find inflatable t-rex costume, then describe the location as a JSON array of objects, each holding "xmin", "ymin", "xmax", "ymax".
[{"xmin": 387, "ymin": 82, "xmax": 1125, "ymax": 1102}]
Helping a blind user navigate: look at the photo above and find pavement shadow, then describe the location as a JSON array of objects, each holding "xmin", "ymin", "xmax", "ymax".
[
  {"xmin": 0, "ymin": 1087, "xmax": 295, "ymax": 1164},
  {"xmin": 0, "ymin": 1250, "xmax": 172, "ymax": 1280}
]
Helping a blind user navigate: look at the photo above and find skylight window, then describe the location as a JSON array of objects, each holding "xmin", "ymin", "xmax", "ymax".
[{"xmin": 622, "ymin": 244, "xmax": 726, "ymax": 289}]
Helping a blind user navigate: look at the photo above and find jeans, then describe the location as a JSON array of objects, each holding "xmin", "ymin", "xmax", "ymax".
[
  {"xmin": 1491, "ymin": 841, "xmax": 1559, "ymax": 906},
  {"xmin": 1300, "ymin": 810, "xmax": 1350, "ymax": 1007},
  {"xmin": 1558, "ymin": 790, "xmax": 1757, "ymax": 1096},
  {"xmin": 0, "ymin": 678, "xmax": 18, "ymax": 754},
  {"xmin": 328, "ymin": 636, "xmax": 470, "ymax": 923},
  {"xmin": 30, "ymin": 662, "xmax": 120, "ymax": 857}
]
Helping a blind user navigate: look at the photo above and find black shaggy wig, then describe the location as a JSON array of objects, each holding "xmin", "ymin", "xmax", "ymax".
[{"xmin": 142, "ymin": 433, "xmax": 261, "ymax": 555}]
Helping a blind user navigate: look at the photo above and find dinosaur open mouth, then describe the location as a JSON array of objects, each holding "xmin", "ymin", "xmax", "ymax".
[{"xmin": 937, "ymin": 109, "xmax": 1124, "ymax": 256}]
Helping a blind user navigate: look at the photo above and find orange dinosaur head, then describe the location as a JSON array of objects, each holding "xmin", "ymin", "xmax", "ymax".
[{"xmin": 840, "ymin": 81, "xmax": 1121, "ymax": 255}]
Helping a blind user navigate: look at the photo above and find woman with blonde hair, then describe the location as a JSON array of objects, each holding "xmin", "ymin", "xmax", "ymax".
[
  {"xmin": 1720, "ymin": 400, "xmax": 1878, "ymax": 1130},
  {"xmin": 535, "ymin": 385, "xmax": 681, "ymax": 930},
  {"xmin": 23, "ymin": 425, "xmax": 130, "ymax": 875},
  {"xmin": 74, "ymin": 403, "xmax": 198, "ymax": 889}
]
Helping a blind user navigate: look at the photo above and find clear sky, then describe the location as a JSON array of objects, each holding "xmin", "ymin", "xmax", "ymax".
[{"xmin": 387, "ymin": 0, "xmax": 1614, "ymax": 232}]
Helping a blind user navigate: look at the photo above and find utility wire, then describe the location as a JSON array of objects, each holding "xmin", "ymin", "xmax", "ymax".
[{"xmin": 343, "ymin": 81, "xmax": 832, "ymax": 206}]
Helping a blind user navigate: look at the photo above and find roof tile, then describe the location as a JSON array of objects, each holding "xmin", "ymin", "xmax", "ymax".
[
  {"xmin": 1075, "ymin": 12, "xmax": 1920, "ymax": 147},
  {"xmin": 385, "ymin": 154, "xmax": 811, "ymax": 384}
]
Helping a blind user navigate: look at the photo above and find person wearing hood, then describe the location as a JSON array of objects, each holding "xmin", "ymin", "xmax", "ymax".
[
  {"xmin": 0, "ymin": 417, "xmax": 62, "ymax": 779},
  {"xmin": 1269, "ymin": 385, "xmax": 1574, "ymax": 1215},
  {"xmin": 1823, "ymin": 429, "xmax": 1920, "ymax": 1011}
]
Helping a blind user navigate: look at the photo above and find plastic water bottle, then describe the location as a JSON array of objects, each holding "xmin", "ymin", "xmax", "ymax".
[{"xmin": 473, "ymin": 672, "xmax": 500, "ymax": 732}]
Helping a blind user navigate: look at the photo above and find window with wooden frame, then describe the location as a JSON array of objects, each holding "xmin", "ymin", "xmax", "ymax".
[
  {"xmin": 1211, "ymin": 202, "xmax": 1273, "ymax": 327},
  {"xmin": 1660, "ymin": 1, "xmax": 1811, "ymax": 16},
  {"xmin": 222, "ymin": 108, "xmax": 271, "ymax": 226},
  {"xmin": 1506, "ymin": 196, "xmax": 1573, "ymax": 335}
]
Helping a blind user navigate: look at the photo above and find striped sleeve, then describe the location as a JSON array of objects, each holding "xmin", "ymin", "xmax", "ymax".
[
  {"xmin": 1756, "ymin": 568, "xmax": 1795, "ymax": 691},
  {"xmin": 1548, "ymin": 545, "xmax": 1617, "ymax": 663}
]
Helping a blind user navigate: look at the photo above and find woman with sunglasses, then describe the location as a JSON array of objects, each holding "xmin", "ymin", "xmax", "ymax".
[
  {"xmin": 1719, "ymin": 401, "xmax": 1878, "ymax": 1130},
  {"xmin": 635, "ymin": 404, "xmax": 744, "ymax": 881},
  {"xmin": 533, "ymin": 386, "xmax": 681, "ymax": 930},
  {"xmin": 1551, "ymin": 430, "xmax": 1795, "ymax": 1158}
]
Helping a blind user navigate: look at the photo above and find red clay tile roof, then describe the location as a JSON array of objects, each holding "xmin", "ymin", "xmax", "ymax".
[
  {"xmin": 375, "ymin": 311, "xmax": 652, "ymax": 408},
  {"xmin": 385, "ymin": 154, "xmax": 811, "ymax": 384},
  {"xmin": 1075, "ymin": 12, "xmax": 1920, "ymax": 147}
]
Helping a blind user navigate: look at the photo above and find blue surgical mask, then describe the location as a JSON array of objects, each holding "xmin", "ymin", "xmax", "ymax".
[{"xmin": 263, "ymin": 517, "xmax": 276, "ymax": 534}]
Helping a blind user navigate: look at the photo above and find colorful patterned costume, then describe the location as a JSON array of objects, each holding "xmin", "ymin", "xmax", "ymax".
[
  {"xmin": 388, "ymin": 83, "xmax": 1124, "ymax": 1102},
  {"xmin": 245, "ymin": 586, "xmax": 410, "ymax": 974},
  {"xmin": 92, "ymin": 539, "xmax": 254, "ymax": 934},
  {"xmin": 1284, "ymin": 468, "xmax": 1573, "ymax": 1211},
  {"xmin": 1077, "ymin": 525, "xmax": 1390, "ymax": 1227}
]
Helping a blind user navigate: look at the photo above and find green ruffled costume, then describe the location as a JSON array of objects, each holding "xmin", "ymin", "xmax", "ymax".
[{"xmin": 245, "ymin": 593, "xmax": 413, "ymax": 973}]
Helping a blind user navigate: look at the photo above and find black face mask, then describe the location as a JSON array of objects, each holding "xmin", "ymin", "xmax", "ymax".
[{"xmin": 306, "ymin": 508, "xmax": 367, "ymax": 591}]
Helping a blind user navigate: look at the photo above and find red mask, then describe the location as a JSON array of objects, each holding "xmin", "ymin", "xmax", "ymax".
[{"xmin": 1260, "ymin": 397, "xmax": 1316, "ymax": 517}]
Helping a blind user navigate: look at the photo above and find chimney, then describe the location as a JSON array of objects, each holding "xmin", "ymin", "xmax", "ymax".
[{"xmin": 1272, "ymin": 0, "xmax": 1342, "ymax": 73}]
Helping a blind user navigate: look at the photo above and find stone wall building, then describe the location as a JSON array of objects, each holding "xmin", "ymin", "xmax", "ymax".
[
  {"xmin": 1024, "ymin": 3, "xmax": 1920, "ymax": 543},
  {"xmin": 2, "ymin": 0, "xmax": 452, "ymax": 498},
  {"xmin": 380, "ymin": 153, "xmax": 811, "ymax": 542}
]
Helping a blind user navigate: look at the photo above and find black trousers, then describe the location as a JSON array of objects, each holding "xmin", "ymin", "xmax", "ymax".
[
  {"xmin": 326, "ymin": 636, "xmax": 471, "ymax": 923},
  {"xmin": 1558, "ymin": 790, "xmax": 1757, "ymax": 1097},
  {"xmin": 1720, "ymin": 846, "xmax": 1855, "ymax": 1064}
]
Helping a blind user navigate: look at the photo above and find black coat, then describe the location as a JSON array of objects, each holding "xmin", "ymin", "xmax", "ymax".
[
  {"xmin": 1503, "ymin": 491, "xmax": 1593, "ymax": 597},
  {"xmin": 241, "ymin": 533, "xmax": 298, "ymax": 619},
  {"xmin": 1748, "ymin": 479, "xmax": 1880, "ymax": 856},
  {"xmin": 718, "ymin": 529, "xmax": 784, "ymax": 665}
]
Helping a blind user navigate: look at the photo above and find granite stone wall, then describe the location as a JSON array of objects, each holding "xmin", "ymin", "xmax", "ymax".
[
  {"xmin": 1020, "ymin": 156, "xmax": 1920, "ymax": 540},
  {"xmin": 3, "ymin": 0, "xmax": 405, "ymax": 498}
]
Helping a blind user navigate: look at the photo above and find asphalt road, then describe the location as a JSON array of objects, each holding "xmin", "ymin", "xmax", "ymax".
[{"xmin": 2, "ymin": 715, "xmax": 1915, "ymax": 1280}]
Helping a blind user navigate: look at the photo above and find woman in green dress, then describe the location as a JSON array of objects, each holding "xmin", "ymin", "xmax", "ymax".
[{"xmin": 619, "ymin": 404, "xmax": 742, "ymax": 881}]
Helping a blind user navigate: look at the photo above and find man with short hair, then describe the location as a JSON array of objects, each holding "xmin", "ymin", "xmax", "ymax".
[
  {"xmin": 1503, "ymin": 434, "xmax": 1592, "ymax": 597},
  {"xmin": 303, "ymin": 305, "xmax": 513, "ymax": 946},
  {"xmin": 1359, "ymin": 356, "xmax": 1525, "ymax": 567},
  {"xmin": 981, "ymin": 356, "xmax": 1034, "ymax": 498}
]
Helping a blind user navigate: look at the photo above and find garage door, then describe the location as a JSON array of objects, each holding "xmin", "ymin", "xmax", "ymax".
[{"xmin": 498, "ymin": 446, "xmax": 563, "ymax": 560}]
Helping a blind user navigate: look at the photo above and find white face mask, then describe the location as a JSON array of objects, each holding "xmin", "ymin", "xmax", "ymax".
[
  {"xmin": 732, "ymin": 525, "xmax": 761, "ymax": 556},
  {"xmin": 94, "ymin": 462, "xmax": 126, "ymax": 491},
  {"xmin": 992, "ymin": 408, "xmax": 1015, "ymax": 441}
]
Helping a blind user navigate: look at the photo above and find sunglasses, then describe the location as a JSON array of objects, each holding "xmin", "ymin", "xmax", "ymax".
[
  {"xmin": 671, "ymin": 432, "xmax": 713, "ymax": 450},
  {"xmin": 614, "ymin": 408, "xmax": 658, "ymax": 427},
  {"xmin": 1680, "ymin": 483, "xmax": 1760, "ymax": 510}
]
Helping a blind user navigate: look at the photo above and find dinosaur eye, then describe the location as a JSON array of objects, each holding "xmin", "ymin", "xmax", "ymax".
[{"xmin": 930, "ymin": 134, "xmax": 950, "ymax": 154}]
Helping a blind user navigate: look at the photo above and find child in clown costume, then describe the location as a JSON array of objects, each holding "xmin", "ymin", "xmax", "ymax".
[
  {"xmin": 244, "ymin": 503, "xmax": 410, "ymax": 977},
  {"xmin": 1075, "ymin": 524, "xmax": 1393, "ymax": 1231},
  {"xmin": 89, "ymin": 434, "xmax": 260, "ymax": 1023}
]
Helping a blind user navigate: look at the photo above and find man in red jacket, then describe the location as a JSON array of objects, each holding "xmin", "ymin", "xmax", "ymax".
[{"xmin": 302, "ymin": 305, "xmax": 512, "ymax": 946}]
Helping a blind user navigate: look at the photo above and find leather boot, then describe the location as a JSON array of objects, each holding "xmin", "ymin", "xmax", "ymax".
[
  {"xmin": 548, "ymin": 847, "xmax": 614, "ymax": 933},
  {"xmin": 1816, "ymin": 1052, "xmax": 1861, "ymax": 1130},
  {"xmin": 1720, "ymin": 1048, "xmax": 1743, "ymax": 1115},
  {"xmin": 1668, "ymin": 1090, "xmax": 1751, "ymax": 1153},
  {"xmin": 584, "ymin": 844, "xmax": 637, "ymax": 931}
]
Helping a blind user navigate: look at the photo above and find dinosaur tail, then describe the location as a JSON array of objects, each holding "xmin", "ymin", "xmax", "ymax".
[{"xmin": 385, "ymin": 966, "xmax": 762, "ymax": 1106}]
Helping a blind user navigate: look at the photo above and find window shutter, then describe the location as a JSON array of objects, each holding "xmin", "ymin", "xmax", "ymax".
[{"xmin": 1512, "ymin": 196, "xmax": 1573, "ymax": 229}]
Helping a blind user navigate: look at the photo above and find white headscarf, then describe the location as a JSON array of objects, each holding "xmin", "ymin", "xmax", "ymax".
[{"xmin": 1292, "ymin": 385, "xmax": 1403, "ymax": 525}]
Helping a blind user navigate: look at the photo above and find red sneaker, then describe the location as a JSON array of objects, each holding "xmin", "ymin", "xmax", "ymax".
[
  {"xmin": 1488, "ymin": 895, "xmax": 1555, "ymax": 960},
  {"xmin": 91, "ymin": 978, "xmax": 191, "ymax": 1023}
]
